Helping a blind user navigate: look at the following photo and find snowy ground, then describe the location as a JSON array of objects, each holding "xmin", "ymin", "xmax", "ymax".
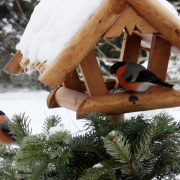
[
  {"xmin": 0, "ymin": 89, "xmax": 86, "ymax": 135},
  {"xmin": 1, "ymin": 88, "xmax": 180, "ymax": 135}
]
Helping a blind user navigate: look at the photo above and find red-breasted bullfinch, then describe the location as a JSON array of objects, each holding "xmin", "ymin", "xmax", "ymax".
[
  {"xmin": 0, "ymin": 110, "xmax": 14, "ymax": 144},
  {"xmin": 109, "ymin": 62, "xmax": 174, "ymax": 92}
]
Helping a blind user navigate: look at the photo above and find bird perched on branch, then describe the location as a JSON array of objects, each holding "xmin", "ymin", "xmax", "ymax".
[
  {"xmin": 0, "ymin": 110, "xmax": 14, "ymax": 144},
  {"xmin": 109, "ymin": 62, "xmax": 174, "ymax": 92}
]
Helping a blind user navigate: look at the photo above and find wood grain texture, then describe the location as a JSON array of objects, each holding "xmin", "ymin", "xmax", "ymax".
[
  {"xmin": 77, "ymin": 86, "xmax": 180, "ymax": 118},
  {"xmin": 148, "ymin": 35, "xmax": 171, "ymax": 81},
  {"xmin": 109, "ymin": 114, "xmax": 124, "ymax": 124},
  {"xmin": 110, "ymin": 0, "xmax": 128, "ymax": 14},
  {"xmin": 126, "ymin": 0, "xmax": 180, "ymax": 50},
  {"xmin": 105, "ymin": 81, "xmax": 116, "ymax": 90},
  {"xmin": 4, "ymin": 50, "xmax": 23, "ymax": 74},
  {"xmin": 47, "ymin": 88, "xmax": 60, "ymax": 108},
  {"xmin": 39, "ymin": 0, "xmax": 123, "ymax": 87},
  {"xmin": 119, "ymin": 32, "xmax": 141, "ymax": 63},
  {"xmin": 79, "ymin": 50, "xmax": 108, "ymax": 97},
  {"xmin": 63, "ymin": 69, "xmax": 83, "ymax": 92},
  {"xmin": 104, "ymin": 5, "xmax": 158, "ymax": 38},
  {"xmin": 52, "ymin": 87, "xmax": 88, "ymax": 112}
]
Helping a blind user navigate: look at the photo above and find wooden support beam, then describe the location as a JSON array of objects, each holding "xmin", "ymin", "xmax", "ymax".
[
  {"xmin": 47, "ymin": 87, "xmax": 88, "ymax": 111},
  {"xmin": 39, "ymin": 0, "xmax": 126, "ymax": 87},
  {"xmin": 79, "ymin": 50, "xmax": 108, "ymax": 97},
  {"xmin": 126, "ymin": 0, "xmax": 180, "ymax": 50},
  {"xmin": 4, "ymin": 50, "xmax": 23, "ymax": 74},
  {"xmin": 117, "ymin": 32, "xmax": 141, "ymax": 87},
  {"xmin": 63, "ymin": 69, "xmax": 83, "ymax": 92},
  {"xmin": 77, "ymin": 86, "xmax": 180, "ymax": 119},
  {"xmin": 148, "ymin": 35, "xmax": 171, "ymax": 81},
  {"xmin": 120, "ymin": 32, "xmax": 141, "ymax": 63},
  {"xmin": 110, "ymin": 0, "xmax": 128, "ymax": 14}
]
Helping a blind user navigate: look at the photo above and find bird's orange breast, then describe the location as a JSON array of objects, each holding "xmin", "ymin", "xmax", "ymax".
[
  {"xmin": 0, "ymin": 117, "xmax": 14, "ymax": 144},
  {"xmin": 116, "ymin": 65, "xmax": 141, "ymax": 91},
  {"xmin": 0, "ymin": 131, "xmax": 14, "ymax": 144},
  {"xmin": 0, "ymin": 115, "xmax": 5, "ymax": 122}
]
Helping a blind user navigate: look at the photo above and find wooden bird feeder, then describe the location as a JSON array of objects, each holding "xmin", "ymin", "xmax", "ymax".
[{"xmin": 4, "ymin": 0, "xmax": 180, "ymax": 119}]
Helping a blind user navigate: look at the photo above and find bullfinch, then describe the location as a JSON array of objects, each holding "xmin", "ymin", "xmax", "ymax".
[
  {"xmin": 109, "ymin": 62, "xmax": 174, "ymax": 92},
  {"xmin": 0, "ymin": 110, "xmax": 14, "ymax": 144}
]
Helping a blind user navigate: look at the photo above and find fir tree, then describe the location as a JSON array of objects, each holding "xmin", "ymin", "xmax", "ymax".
[{"xmin": 0, "ymin": 112, "xmax": 180, "ymax": 179}]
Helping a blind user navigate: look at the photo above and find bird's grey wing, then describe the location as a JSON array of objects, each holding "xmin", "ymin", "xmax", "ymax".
[
  {"xmin": 0, "ymin": 121, "xmax": 11, "ymax": 136},
  {"xmin": 135, "ymin": 70, "xmax": 162, "ymax": 82},
  {"xmin": 123, "ymin": 63, "xmax": 147, "ymax": 82},
  {"xmin": 5, "ymin": 115, "xmax": 11, "ymax": 122}
]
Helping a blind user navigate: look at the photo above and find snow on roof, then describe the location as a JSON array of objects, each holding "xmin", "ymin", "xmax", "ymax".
[
  {"xmin": 16, "ymin": 0, "xmax": 104, "ymax": 66},
  {"xmin": 16, "ymin": 0, "xmax": 179, "ymax": 68}
]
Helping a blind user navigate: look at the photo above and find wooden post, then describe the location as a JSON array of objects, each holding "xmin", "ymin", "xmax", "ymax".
[
  {"xmin": 79, "ymin": 49, "xmax": 108, "ymax": 97},
  {"xmin": 120, "ymin": 32, "xmax": 141, "ymax": 63},
  {"xmin": 63, "ymin": 69, "xmax": 84, "ymax": 92},
  {"xmin": 109, "ymin": 114, "xmax": 124, "ymax": 124},
  {"xmin": 148, "ymin": 35, "xmax": 171, "ymax": 81}
]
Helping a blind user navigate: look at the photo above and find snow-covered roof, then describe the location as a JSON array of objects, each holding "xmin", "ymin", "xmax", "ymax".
[
  {"xmin": 16, "ymin": 0, "xmax": 104, "ymax": 66},
  {"xmin": 5, "ymin": 0, "xmax": 180, "ymax": 87},
  {"xmin": 16, "ymin": 0, "xmax": 180, "ymax": 67}
]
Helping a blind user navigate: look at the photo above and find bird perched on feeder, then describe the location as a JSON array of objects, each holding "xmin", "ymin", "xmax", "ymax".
[
  {"xmin": 0, "ymin": 110, "xmax": 14, "ymax": 144},
  {"xmin": 109, "ymin": 62, "xmax": 174, "ymax": 92}
]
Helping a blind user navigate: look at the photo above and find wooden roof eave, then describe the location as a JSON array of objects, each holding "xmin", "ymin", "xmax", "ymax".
[
  {"xmin": 4, "ymin": 50, "xmax": 24, "ymax": 74},
  {"xmin": 127, "ymin": 0, "xmax": 180, "ymax": 50}
]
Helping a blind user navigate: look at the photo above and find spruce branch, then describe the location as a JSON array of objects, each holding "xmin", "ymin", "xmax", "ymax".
[
  {"xmin": 42, "ymin": 115, "xmax": 62, "ymax": 133},
  {"xmin": 104, "ymin": 131, "xmax": 139, "ymax": 179},
  {"xmin": 31, "ymin": 159, "xmax": 49, "ymax": 180},
  {"xmin": 0, "ymin": 161, "xmax": 18, "ymax": 180},
  {"xmin": 0, "ymin": 143, "xmax": 17, "ymax": 159},
  {"xmin": 49, "ymin": 130, "xmax": 70, "ymax": 145},
  {"xmin": 70, "ymin": 133, "xmax": 109, "ymax": 160},
  {"xmin": 9, "ymin": 113, "xmax": 32, "ymax": 143},
  {"xmin": 79, "ymin": 160, "xmax": 122, "ymax": 180}
]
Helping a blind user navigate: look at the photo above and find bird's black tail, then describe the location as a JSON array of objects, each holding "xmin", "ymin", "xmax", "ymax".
[{"xmin": 152, "ymin": 81, "xmax": 174, "ymax": 88}]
